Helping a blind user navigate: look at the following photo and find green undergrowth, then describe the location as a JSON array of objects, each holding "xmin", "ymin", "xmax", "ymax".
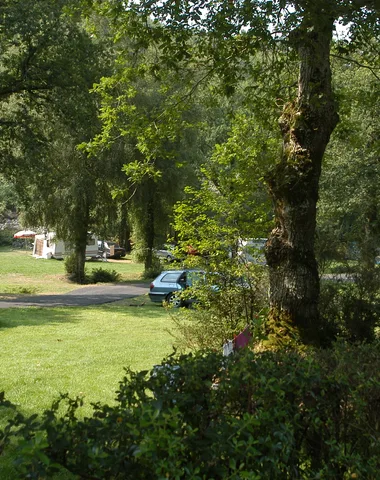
[{"xmin": 1, "ymin": 343, "xmax": 379, "ymax": 479}]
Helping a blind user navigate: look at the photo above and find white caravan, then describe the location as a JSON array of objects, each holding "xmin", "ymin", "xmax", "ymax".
[{"xmin": 33, "ymin": 232, "xmax": 101, "ymax": 260}]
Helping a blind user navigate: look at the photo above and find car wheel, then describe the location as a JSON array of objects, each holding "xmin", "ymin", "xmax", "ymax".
[
  {"xmin": 166, "ymin": 292, "xmax": 182, "ymax": 308},
  {"xmin": 166, "ymin": 254, "xmax": 173, "ymax": 262}
]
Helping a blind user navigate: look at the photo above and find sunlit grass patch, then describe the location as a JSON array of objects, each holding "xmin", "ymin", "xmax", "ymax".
[
  {"xmin": 0, "ymin": 248, "xmax": 145, "ymax": 294},
  {"xmin": 0, "ymin": 300, "xmax": 173, "ymax": 417}
]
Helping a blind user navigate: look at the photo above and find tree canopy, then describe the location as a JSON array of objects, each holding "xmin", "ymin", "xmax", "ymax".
[{"xmin": 78, "ymin": 0, "xmax": 379, "ymax": 344}]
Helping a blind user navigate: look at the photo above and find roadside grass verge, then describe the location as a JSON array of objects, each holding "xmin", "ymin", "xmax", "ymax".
[
  {"xmin": 0, "ymin": 248, "xmax": 145, "ymax": 295},
  {"xmin": 0, "ymin": 297, "xmax": 175, "ymax": 478}
]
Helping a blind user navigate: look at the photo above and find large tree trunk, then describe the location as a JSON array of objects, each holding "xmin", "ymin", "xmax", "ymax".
[
  {"xmin": 74, "ymin": 242, "xmax": 87, "ymax": 284},
  {"xmin": 265, "ymin": 12, "xmax": 339, "ymax": 346}
]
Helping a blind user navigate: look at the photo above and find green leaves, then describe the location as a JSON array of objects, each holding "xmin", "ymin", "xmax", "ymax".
[
  {"xmin": 173, "ymin": 110, "xmax": 277, "ymax": 262},
  {"xmin": 3, "ymin": 345, "xmax": 380, "ymax": 479}
]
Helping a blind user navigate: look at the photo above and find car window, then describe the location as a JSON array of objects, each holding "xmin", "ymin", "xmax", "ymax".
[{"xmin": 161, "ymin": 273, "xmax": 181, "ymax": 283}]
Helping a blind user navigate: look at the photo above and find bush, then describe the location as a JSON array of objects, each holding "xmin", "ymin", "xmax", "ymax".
[
  {"xmin": 63, "ymin": 253, "xmax": 77, "ymax": 276},
  {"xmin": 171, "ymin": 261, "xmax": 269, "ymax": 350},
  {"xmin": 89, "ymin": 268, "xmax": 121, "ymax": 283},
  {"xmin": 0, "ymin": 228, "xmax": 14, "ymax": 246},
  {"xmin": 320, "ymin": 278, "xmax": 380, "ymax": 344},
  {"xmin": 2, "ymin": 343, "xmax": 379, "ymax": 479},
  {"xmin": 142, "ymin": 257, "xmax": 162, "ymax": 280}
]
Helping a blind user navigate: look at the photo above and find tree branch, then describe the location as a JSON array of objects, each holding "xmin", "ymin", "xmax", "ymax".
[{"xmin": 330, "ymin": 53, "xmax": 380, "ymax": 81}]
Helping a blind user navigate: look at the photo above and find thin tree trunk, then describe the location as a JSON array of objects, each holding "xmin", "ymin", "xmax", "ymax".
[
  {"xmin": 72, "ymin": 202, "xmax": 90, "ymax": 284},
  {"xmin": 265, "ymin": 12, "xmax": 339, "ymax": 345},
  {"xmin": 144, "ymin": 183, "xmax": 155, "ymax": 272},
  {"xmin": 119, "ymin": 202, "xmax": 131, "ymax": 253}
]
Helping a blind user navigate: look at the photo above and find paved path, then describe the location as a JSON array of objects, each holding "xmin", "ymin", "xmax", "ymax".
[{"xmin": 0, "ymin": 283, "xmax": 150, "ymax": 308}]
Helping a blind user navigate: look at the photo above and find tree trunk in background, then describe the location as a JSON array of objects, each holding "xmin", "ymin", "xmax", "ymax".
[
  {"xmin": 119, "ymin": 202, "xmax": 132, "ymax": 253},
  {"xmin": 144, "ymin": 183, "xmax": 155, "ymax": 272},
  {"xmin": 265, "ymin": 11, "xmax": 339, "ymax": 346},
  {"xmin": 74, "ymin": 242, "xmax": 87, "ymax": 284},
  {"xmin": 72, "ymin": 202, "xmax": 90, "ymax": 284}
]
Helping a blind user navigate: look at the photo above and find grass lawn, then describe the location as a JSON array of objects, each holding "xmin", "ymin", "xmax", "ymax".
[
  {"xmin": 0, "ymin": 248, "xmax": 178, "ymax": 478},
  {"xmin": 0, "ymin": 298, "xmax": 175, "ymax": 415},
  {"xmin": 0, "ymin": 247, "xmax": 145, "ymax": 295},
  {"xmin": 0, "ymin": 299, "xmax": 177, "ymax": 478}
]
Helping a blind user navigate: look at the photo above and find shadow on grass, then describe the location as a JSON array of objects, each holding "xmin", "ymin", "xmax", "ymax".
[
  {"xmin": 0, "ymin": 307, "xmax": 82, "ymax": 330},
  {"xmin": 0, "ymin": 296, "xmax": 172, "ymax": 328},
  {"xmin": 98, "ymin": 297, "xmax": 171, "ymax": 319}
]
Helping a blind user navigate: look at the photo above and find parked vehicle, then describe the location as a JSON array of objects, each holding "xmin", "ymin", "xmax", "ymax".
[
  {"xmin": 154, "ymin": 244, "xmax": 178, "ymax": 262},
  {"xmin": 98, "ymin": 240, "xmax": 126, "ymax": 259},
  {"xmin": 149, "ymin": 269, "xmax": 204, "ymax": 307},
  {"xmin": 33, "ymin": 232, "xmax": 101, "ymax": 260}
]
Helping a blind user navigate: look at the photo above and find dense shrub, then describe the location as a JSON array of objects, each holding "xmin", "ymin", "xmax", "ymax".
[
  {"xmin": 1, "ymin": 343, "xmax": 379, "ymax": 479},
  {"xmin": 89, "ymin": 267, "xmax": 121, "ymax": 283},
  {"xmin": 63, "ymin": 253, "xmax": 78, "ymax": 277},
  {"xmin": 0, "ymin": 228, "xmax": 14, "ymax": 246},
  {"xmin": 172, "ymin": 262, "xmax": 269, "ymax": 350},
  {"xmin": 320, "ymin": 280, "xmax": 380, "ymax": 344}
]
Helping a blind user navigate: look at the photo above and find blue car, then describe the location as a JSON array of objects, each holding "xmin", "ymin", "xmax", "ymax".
[{"xmin": 149, "ymin": 269, "xmax": 204, "ymax": 307}]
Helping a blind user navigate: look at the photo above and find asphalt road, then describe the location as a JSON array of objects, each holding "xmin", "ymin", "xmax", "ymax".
[{"xmin": 0, "ymin": 283, "xmax": 150, "ymax": 308}]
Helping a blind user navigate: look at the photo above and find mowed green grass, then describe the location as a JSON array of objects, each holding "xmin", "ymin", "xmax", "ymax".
[
  {"xmin": 0, "ymin": 248, "xmax": 177, "ymax": 478},
  {"xmin": 0, "ymin": 300, "xmax": 175, "ymax": 479},
  {"xmin": 0, "ymin": 300, "xmax": 174, "ymax": 416},
  {"xmin": 0, "ymin": 247, "xmax": 145, "ymax": 295}
]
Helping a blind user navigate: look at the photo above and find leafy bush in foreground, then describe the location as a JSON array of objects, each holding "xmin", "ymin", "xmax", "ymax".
[
  {"xmin": 1, "ymin": 343, "xmax": 379, "ymax": 479},
  {"xmin": 172, "ymin": 261, "xmax": 269, "ymax": 351}
]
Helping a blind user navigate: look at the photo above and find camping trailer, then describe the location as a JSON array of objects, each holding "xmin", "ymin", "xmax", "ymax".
[{"xmin": 33, "ymin": 232, "xmax": 101, "ymax": 260}]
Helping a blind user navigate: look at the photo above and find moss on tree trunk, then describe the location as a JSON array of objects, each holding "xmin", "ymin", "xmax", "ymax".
[{"xmin": 265, "ymin": 12, "xmax": 339, "ymax": 346}]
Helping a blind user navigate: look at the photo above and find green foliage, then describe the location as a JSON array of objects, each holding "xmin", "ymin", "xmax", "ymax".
[
  {"xmin": 317, "ymin": 52, "xmax": 380, "ymax": 345},
  {"xmin": 172, "ymin": 111, "xmax": 275, "ymax": 265},
  {"xmin": 2, "ymin": 344, "xmax": 380, "ymax": 479},
  {"xmin": 0, "ymin": 176, "xmax": 18, "ymax": 216},
  {"xmin": 320, "ymin": 280, "xmax": 380, "ymax": 344},
  {"xmin": 167, "ymin": 111, "xmax": 274, "ymax": 347},
  {"xmin": 64, "ymin": 254, "xmax": 84, "ymax": 278},
  {"xmin": 141, "ymin": 265, "xmax": 163, "ymax": 281},
  {"xmin": 172, "ymin": 262, "xmax": 269, "ymax": 351},
  {"xmin": 66, "ymin": 260, "xmax": 122, "ymax": 284},
  {"xmin": 0, "ymin": 0, "xmax": 112, "ymax": 285},
  {"xmin": 0, "ymin": 228, "xmax": 14, "ymax": 246},
  {"xmin": 89, "ymin": 267, "xmax": 121, "ymax": 283},
  {"xmin": 318, "ymin": 55, "xmax": 380, "ymax": 270}
]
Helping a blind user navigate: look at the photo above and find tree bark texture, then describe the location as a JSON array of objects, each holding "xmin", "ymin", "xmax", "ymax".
[{"xmin": 266, "ymin": 12, "xmax": 339, "ymax": 345}]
